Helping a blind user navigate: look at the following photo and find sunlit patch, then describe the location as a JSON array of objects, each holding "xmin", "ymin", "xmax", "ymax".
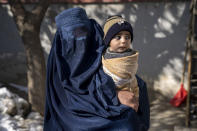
[
  {"xmin": 2, "ymin": 5, "xmax": 13, "ymax": 17},
  {"xmin": 154, "ymin": 32, "xmax": 166, "ymax": 38},
  {"xmin": 40, "ymin": 33, "xmax": 51, "ymax": 55},
  {"xmin": 154, "ymin": 57, "xmax": 187, "ymax": 97},
  {"xmin": 156, "ymin": 50, "xmax": 169, "ymax": 59},
  {"xmin": 129, "ymin": 15, "xmax": 137, "ymax": 24},
  {"xmin": 177, "ymin": 3, "xmax": 186, "ymax": 17},
  {"xmin": 164, "ymin": 10, "xmax": 179, "ymax": 25},
  {"xmin": 149, "ymin": 11, "xmax": 154, "ymax": 16},
  {"xmin": 158, "ymin": 17, "xmax": 173, "ymax": 34}
]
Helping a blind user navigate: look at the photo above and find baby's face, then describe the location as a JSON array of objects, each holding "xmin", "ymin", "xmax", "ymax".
[{"xmin": 109, "ymin": 31, "xmax": 131, "ymax": 53}]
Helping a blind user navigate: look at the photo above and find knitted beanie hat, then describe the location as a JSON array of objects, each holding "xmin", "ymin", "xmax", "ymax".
[{"xmin": 103, "ymin": 15, "xmax": 133, "ymax": 46}]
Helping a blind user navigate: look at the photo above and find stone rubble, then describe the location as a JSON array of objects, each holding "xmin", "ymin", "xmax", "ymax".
[{"xmin": 0, "ymin": 87, "xmax": 43, "ymax": 131}]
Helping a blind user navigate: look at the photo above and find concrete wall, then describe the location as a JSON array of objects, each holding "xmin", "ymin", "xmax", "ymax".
[{"xmin": 0, "ymin": 2, "xmax": 190, "ymax": 98}]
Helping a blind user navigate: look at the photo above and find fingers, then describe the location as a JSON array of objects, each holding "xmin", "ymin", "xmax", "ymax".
[
  {"xmin": 128, "ymin": 96, "xmax": 139, "ymax": 112},
  {"xmin": 117, "ymin": 90, "xmax": 139, "ymax": 112},
  {"xmin": 128, "ymin": 103, "xmax": 138, "ymax": 112},
  {"xmin": 133, "ymin": 96, "xmax": 139, "ymax": 112}
]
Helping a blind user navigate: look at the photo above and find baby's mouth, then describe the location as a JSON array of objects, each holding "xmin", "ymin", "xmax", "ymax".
[{"xmin": 119, "ymin": 47, "xmax": 127, "ymax": 50}]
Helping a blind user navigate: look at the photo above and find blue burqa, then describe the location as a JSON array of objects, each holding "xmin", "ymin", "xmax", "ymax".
[{"xmin": 44, "ymin": 7, "xmax": 150, "ymax": 131}]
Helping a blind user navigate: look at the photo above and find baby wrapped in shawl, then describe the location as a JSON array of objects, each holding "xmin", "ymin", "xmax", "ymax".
[{"xmin": 102, "ymin": 15, "xmax": 139, "ymax": 98}]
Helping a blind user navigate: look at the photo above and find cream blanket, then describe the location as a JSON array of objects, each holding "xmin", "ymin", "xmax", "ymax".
[{"xmin": 102, "ymin": 51, "xmax": 139, "ymax": 97}]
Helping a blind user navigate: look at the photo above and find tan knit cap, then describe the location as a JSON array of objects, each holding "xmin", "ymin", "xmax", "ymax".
[{"xmin": 103, "ymin": 16, "xmax": 126, "ymax": 38}]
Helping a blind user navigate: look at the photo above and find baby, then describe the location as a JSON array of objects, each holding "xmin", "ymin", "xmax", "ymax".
[{"xmin": 102, "ymin": 15, "xmax": 139, "ymax": 98}]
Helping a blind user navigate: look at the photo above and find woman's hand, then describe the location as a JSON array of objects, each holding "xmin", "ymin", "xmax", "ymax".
[{"xmin": 117, "ymin": 90, "xmax": 139, "ymax": 112}]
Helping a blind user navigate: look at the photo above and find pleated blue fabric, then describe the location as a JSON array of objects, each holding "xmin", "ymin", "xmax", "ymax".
[{"xmin": 44, "ymin": 7, "xmax": 149, "ymax": 131}]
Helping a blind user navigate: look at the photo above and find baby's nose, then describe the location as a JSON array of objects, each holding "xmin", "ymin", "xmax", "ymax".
[{"xmin": 120, "ymin": 37, "xmax": 127, "ymax": 43}]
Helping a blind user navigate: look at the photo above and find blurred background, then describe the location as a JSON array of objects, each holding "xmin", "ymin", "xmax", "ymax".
[{"xmin": 0, "ymin": 0, "xmax": 196, "ymax": 130}]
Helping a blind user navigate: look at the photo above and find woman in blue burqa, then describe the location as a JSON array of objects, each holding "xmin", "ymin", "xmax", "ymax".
[{"xmin": 44, "ymin": 7, "xmax": 149, "ymax": 131}]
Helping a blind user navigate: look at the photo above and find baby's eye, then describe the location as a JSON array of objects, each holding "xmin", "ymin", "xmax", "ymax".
[
  {"xmin": 125, "ymin": 35, "xmax": 131, "ymax": 40},
  {"xmin": 114, "ymin": 35, "xmax": 121, "ymax": 40}
]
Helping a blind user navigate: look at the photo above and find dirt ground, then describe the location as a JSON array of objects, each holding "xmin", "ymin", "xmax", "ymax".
[{"xmin": 148, "ymin": 88, "xmax": 197, "ymax": 131}]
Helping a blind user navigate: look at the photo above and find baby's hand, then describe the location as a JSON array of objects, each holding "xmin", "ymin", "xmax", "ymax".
[{"xmin": 117, "ymin": 90, "xmax": 139, "ymax": 112}]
